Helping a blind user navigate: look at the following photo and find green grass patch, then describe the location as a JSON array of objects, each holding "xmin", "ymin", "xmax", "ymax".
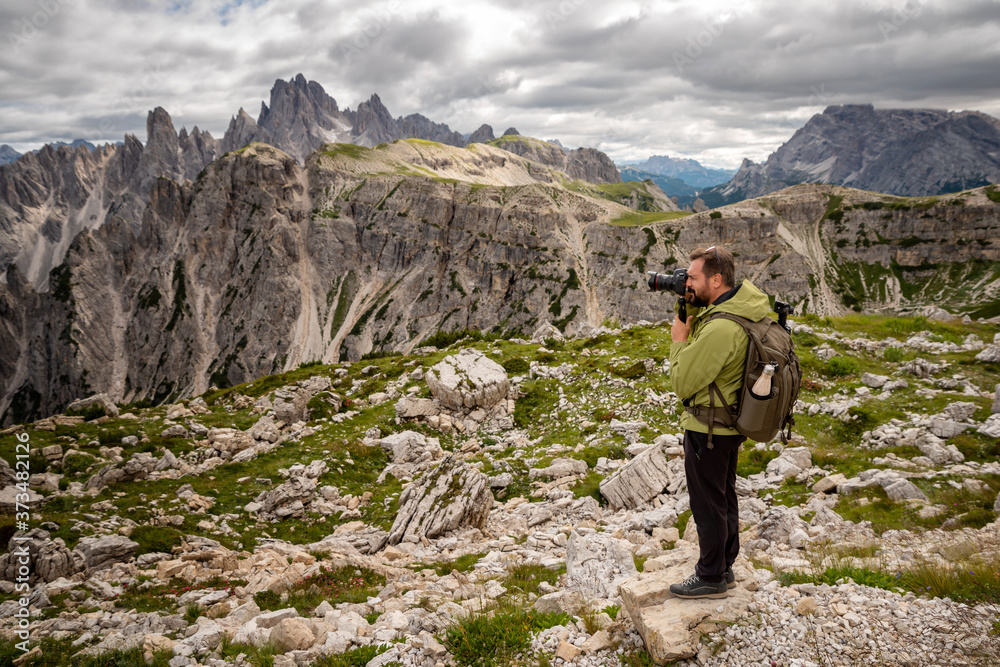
[
  {"xmin": 610, "ymin": 211, "xmax": 691, "ymax": 226},
  {"xmin": 129, "ymin": 525, "xmax": 183, "ymax": 556},
  {"xmin": 503, "ymin": 562, "xmax": 562, "ymax": 595},
  {"xmin": 311, "ymin": 644, "xmax": 392, "ymax": 667},
  {"xmin": 443, "ymin": 600, "xmax": 572, "ymax": 667},
  {"xmin": 257, "ymin": 565, "xmax": 386, "ymax": 615}
]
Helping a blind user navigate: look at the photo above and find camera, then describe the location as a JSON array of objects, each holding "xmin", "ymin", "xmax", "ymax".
[
  {"xmin": 647, "ymin": 268, "xmax": 688, "ymax": 295},
  {"xmin": 648, "ymin": 268, "xmax": 691, "ymax": 322},
  {"xmin": 774, "ymin": 300, "xmax": 793, "ymax": 333}
]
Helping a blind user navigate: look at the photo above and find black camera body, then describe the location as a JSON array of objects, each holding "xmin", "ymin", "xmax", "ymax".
[
  {"xmin": 647, "ymin": 268, "xmax": 688, "ymax": 295},
  {"xmin": 648, "ymin": 269, "xmax": 690, "ymax": 322}
]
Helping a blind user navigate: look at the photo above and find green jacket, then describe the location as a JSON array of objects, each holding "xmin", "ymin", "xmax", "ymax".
[{"xmin": 669, "ymin": 280, "xmax": 772, "ymax": 434}]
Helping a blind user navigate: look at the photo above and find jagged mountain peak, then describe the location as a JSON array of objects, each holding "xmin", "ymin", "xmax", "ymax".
[{"xmin": 702, "ymin": 105, "xmax": 1000, "ymax": 207}]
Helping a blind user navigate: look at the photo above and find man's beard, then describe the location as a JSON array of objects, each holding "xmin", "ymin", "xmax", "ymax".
[{"xmin": 686, "ymin": 288, "xmax": 710, "ymax": 308}]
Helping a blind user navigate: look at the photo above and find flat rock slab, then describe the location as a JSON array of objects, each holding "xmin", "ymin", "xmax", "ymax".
[{"xmin": 619, "ymin": 545, "xmax": 754, "ymax": 664}]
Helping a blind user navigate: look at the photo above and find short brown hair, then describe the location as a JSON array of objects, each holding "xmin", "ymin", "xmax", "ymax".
[{"xmin": 690, "ymin": 246, "xmax": 736, "ymax": 288}]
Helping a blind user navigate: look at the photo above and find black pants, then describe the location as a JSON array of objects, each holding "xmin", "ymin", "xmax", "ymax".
[{"xmin": 683, "ymin": 430, "xmax": 743, "ymax": 580}]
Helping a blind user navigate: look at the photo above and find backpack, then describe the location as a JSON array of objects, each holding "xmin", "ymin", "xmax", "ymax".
[{"xmin": 684, "ymin": 313, "xmax": 801, "ymax": 447}]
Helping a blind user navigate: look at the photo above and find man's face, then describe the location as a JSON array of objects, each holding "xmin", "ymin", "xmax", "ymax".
[{"xmin": 685, "ymin": 258, "xmax": 716, "ymax": 307}]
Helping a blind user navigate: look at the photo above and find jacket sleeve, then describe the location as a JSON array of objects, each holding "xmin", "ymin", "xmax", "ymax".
[{"xmin": 669, "ymin": 320, "xmax": 739, "ymax": 402}]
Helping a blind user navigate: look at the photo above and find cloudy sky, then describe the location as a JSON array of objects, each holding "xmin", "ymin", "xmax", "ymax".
[{"xmin": 2, "ymin": 0, "xmax": 999, "ymax": 168}]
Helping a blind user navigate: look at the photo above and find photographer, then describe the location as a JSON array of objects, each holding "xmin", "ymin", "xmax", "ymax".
[{"xmin": 667, "ymin": 245, "xmax": 771, "ymax": 599}]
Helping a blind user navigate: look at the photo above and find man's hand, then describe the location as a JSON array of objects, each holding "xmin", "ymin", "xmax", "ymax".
[{"xmin": 671, "ymin": 314, "xmax": 691, "ymax": 342}]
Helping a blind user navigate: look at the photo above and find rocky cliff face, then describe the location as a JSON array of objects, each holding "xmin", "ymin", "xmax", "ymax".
[
  {"xmin": 0, "ymin": 140, "xmax": 679, "ymax": 424},
  {"xmin": 703, "ymin": 105, "xmax": 1000, "ymax": 207},
  {"xmin": 491, "ymin": 136, "xmax": 622, "ymax": 185}
]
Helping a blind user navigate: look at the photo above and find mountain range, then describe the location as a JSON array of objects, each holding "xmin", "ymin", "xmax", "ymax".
[
  {"xmin": 621, "ymin": 155, "xmax": 736, "ymax": 189},
  {"xmin": 0, "ymin": 75, "xmax": 621, "ymax": 293},
  {"xmin": 702, "ymin": 104, "xmax": 1000, "ymax": 207}
]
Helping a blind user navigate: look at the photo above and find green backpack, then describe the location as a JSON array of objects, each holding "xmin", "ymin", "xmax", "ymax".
[{"xmin": 684, "ymin": 312, "xmax": 802, "ymax": 447}]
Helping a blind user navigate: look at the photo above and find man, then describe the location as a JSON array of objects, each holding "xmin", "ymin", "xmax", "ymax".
[{"xmin": 667, "ymin": 245, "xmax": 771, "ymax": 599}]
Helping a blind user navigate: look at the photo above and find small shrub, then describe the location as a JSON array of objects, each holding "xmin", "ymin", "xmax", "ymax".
[
  {"xmin": 610, "ymin": 361, "xmax": 646, "ymax": 379},
  {"xmin": 502, "ymin": 357, "xmax": 530, "ymax": 375},
  {"xmin": 65, "ymin": 403, "xmax": 107, "ymax": 421},
  {"xmin": 184, "ymin": 603, "xmax": 201, "ymax": 623},
  {"xmin": 883, "ymin": 346, "xmax": 907, "ymax": 363},
  {"xmin": 825, "ymin": 356, "xmax": 860, "ymax": 377},
  {"xmin": 709, "ymin": 211, "xmax": 722, "ymax": 219},
  {"xmin": 254, "ymin": 590, "xmax": 282, "ymax": 610}
]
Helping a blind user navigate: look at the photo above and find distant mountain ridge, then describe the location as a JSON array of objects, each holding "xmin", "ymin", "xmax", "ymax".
[
  {"xmin": 623, "ymin": 155, "xmax": 736, "ymax": 189},
  {"xmin": 619, "ymin": 166, "xmax": 699, "ymax": 207},
  {"xmin": 0, "ymin": 145, "xmax": 22, "ymax": 165},
  {"xmin": 702, "ymin": 104, "xmax": 1000, "ymax": 207}
]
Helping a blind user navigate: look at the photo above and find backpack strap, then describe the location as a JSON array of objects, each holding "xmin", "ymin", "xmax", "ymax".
[{"xmin": 684, "ymin": 382, "xmax": 737, "ymax": 450}]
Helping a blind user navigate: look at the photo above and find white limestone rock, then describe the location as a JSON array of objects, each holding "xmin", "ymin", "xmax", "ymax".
[{"xmin": 426, "ymin": 349, "xmax": 510, "ymax": 411}]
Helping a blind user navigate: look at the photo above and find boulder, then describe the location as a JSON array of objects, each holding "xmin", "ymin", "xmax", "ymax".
[
  {"xmin": 532, "ymin": 590, "xmax": 588, "ymax": 616},
  {"xmin": 993, "ymin": 385, "xmax": 1000, "ymax": 414},
  {"xmin": 386, "ymin": 454, "xmax": 493, "ymax": 545},
  {"xmin": 0, "ymin": 486, "xmax": 44, "ymax": 511},
  {"xmin": 929, "ymin": 419, "xmax": 968, "ymax": 439},
  {"xmin": 565, "ymin": 531, "xmax": 637, "ymax": 599},
  {"xmin": 531, "ymin": 322, "xmax": 565, "ymax": 344},
  {"xmin": 600, "ymin": 443, "xmax": 675, "ymax": 510},
  {"xmin": 73, "ymin": 535, "xmax": 139, "ymax": 571},
  {"xmin": 860, "ymin": 373, "xmax": 888, "ymax": 388},
  {"xmin": 395, "ymin": 397, "xmax": 439, "ymax": 419},
  {"xmin": 84, "ymin": 453, "xmax": 158, "ymax": 490},
  {"xmin": 529, "ymin": 457, "xmax": 588, "ymax": 480},
  {"xmin": 979, "ymin": 414, "xmax": 1000, "ymax": 438},
  {"xmin": 65, "ymin": 393, "xmax": 120, "ymax": 419},
  {"xmin": 619, "ymin": 544, "xmax": 754, "ymax": 664},
  {"xmin": 248, "ymin": 416, "xmax": 281, "ymax": 443},
  {"xmin": 378, "ymin": 431, "xmax": 444, "ymax": 464},
  {"xmin": 426, "ymin": 349, "xmax": 510, "ymax": 411},
  {"xmin": 0, "ymin": 530, "xmax": 84, "ymax": 584},
  {"xmin": 258, "ymin": 476, "xmax": 317, "ymax": 520},
  {"xmin": 883, "ymin": 480, "xmax": 928, "ymax": 502},
  {"xmin": 756, "ymin": 507, "xmax": 809, "ymax": 546},
  {"xmin": 207, "ymin": 428, "xmax": 255, "ymax": 454},
  {"xmin": 270, "ymin": 617, "xmax": 317, "ymax": 652},
  {"xmin": 915, "ymin": 432, "xmax": 965, "ymax": 464},
  {"xmin": 944, "ymin": 402, "xmax": 979, "ymax": 421},
  {"xmin": 975, "ymin": 346, "xmax": 1000, "ymax": 363},
  {"xmin": 272, "ymin": 376, "xmax": 333, "ymax": 424},
  {"xmin": 160, "ymin": 425, "xmax": 188, "ymax": 438},
  {"xmin": 812, "ymin": 473, "xmax": 847, "ymax": 494}
]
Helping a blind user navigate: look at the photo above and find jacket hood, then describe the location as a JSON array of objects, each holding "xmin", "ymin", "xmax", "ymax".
[{"xmin": 700, "ymin": 280, "xmax": 772, "ymax": 322}]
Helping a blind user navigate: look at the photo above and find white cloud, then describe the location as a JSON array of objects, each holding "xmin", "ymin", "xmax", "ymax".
[{"xmin": 1, "ymin": 0, "xmax": 998, "ymax": 168}]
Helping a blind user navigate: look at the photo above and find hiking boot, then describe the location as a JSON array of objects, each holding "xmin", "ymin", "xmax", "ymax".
[
  {"xmin": 669, "ymin": 574, "xmax": 728, "ymax": 599},
  {"xmin": 726, "ymin": 566, "xmax": 736, "ymax": 589}
]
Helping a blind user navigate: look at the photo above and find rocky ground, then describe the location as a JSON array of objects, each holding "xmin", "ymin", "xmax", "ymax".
[{"xmin": 2, "ymin": 312, "xmax": 1000, "ymax": 667}]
